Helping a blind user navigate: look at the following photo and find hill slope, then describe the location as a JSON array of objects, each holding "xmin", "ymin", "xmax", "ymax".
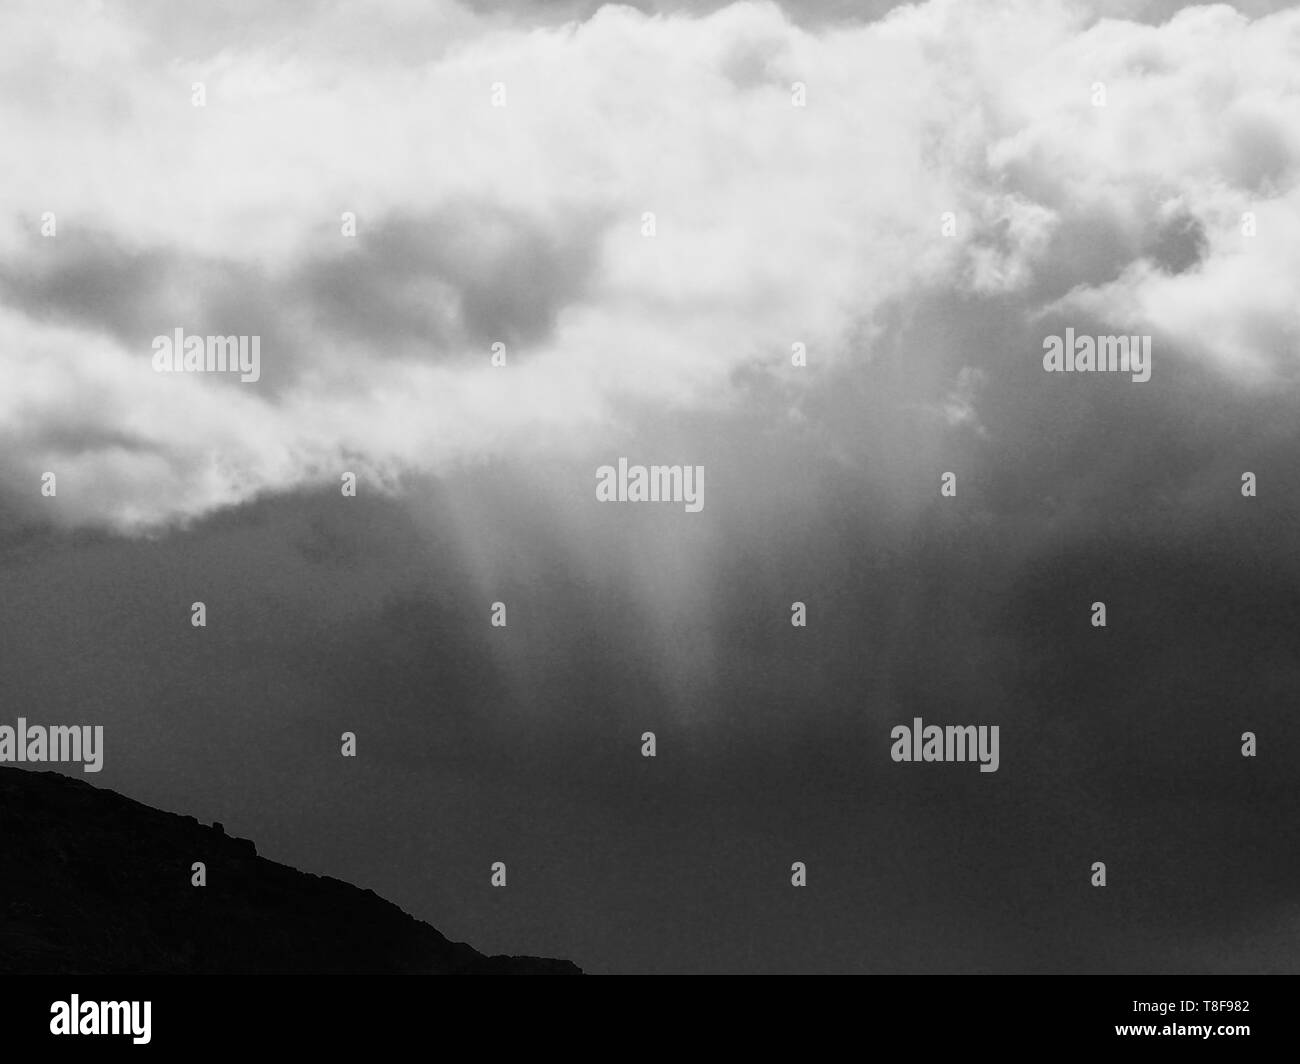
[{"xmin": 0, "ymin": 766, "xmax": 579, "ymax": 974}]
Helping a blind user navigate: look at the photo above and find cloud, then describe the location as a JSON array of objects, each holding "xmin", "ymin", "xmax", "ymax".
[{"xmin": 1, "ymin": 0, "xmax": 1298, "ymax": 531}]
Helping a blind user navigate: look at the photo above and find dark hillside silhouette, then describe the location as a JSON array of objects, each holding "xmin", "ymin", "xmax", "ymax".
[{"xmin": 0, "ymin": 766, "xmax": 578, "ymax": 974}]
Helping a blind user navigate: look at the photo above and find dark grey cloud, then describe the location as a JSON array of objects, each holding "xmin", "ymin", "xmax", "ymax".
[
  {"xmin": 297, "ymin": 203, "xmax": 608, "ymax": 354},
  {"xmin": 4, "ymin": 306, "xmax": 1298, "ymax": 971},
  {"xmin": 1149, "ymin": 211, "xmax": 1207, "ymax": 275},
  {"xmin": 1, "ymin": 232, "xmax": 174, "ymax": 346},
  {"xmin": 0, "ymin": 201, "xmax": 607, "ymax": 395}
]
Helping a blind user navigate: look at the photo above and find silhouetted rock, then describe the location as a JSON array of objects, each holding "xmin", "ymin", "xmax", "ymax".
[{"xmin": 0, "ymin": 766, "xmax": 580, "ymax": 974}]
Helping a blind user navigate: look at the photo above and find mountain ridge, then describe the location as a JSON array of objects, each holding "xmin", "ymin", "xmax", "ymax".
[{"xmin": 0, "ymin": 765, "xmax": 579, "ymax": 974}]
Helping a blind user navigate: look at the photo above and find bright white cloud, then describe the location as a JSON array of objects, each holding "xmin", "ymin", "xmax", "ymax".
[{"xmin": 1, "ymin": 0, "xmax": 1297, "ymax": 530}]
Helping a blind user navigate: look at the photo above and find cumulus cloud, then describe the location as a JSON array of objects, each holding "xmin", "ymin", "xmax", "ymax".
[{"xmin": 1, "ymin": 0, "xmax": 1298, "ymax": 530}]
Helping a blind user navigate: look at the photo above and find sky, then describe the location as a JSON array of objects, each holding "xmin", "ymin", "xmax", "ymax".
[{"xmin": 1, "ymin": 0, "xmax": 1299, "ymax": 972}]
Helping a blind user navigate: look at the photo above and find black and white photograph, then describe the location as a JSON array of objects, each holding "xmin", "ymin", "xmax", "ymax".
[{"xmin": 0, "ymin": 0, "xmax": 1296, "ymax": 1048}]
